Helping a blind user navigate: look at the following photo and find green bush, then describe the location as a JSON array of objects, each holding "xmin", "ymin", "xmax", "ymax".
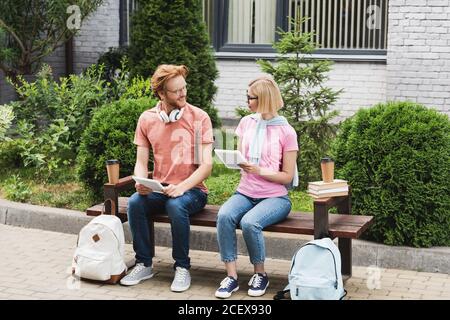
[
  {"xmin": 96, "ymin": 46, "xmax": 129, "ymax": 83},
  {"xmin": 128, "ymin": 0, "xmax": 220, "ymax": 127},
  {"xmin": 77, "ymin": 98, "xmax": 157, "ymax": 198},
  {"xmin": 331, "ymin": 101, "xmax": 450, "ymax": 247},
  {"xmin": 0, "ymin": 139, "xmax": 23, "ymax": 168}
]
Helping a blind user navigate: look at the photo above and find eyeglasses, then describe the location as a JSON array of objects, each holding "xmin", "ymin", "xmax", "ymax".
[
  {"xmin": 166, "ymin": 85, "xmax": 187, "ymax": 96},
  {"xmin": 247, "ymin": 94, "xmax": 258, "ymax": 102}
]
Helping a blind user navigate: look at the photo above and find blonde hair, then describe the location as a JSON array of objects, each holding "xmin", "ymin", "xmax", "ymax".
[
  {"xmin": 248, "ymin": 76, "xmax": 284, "ymax": 114},
  {"xmin": 151, "ymin": 64, "xmax": 189, "ymax": 99}
]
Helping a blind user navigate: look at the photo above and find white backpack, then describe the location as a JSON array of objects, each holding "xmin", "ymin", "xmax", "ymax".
[
  {"xmin": 72, "ymin": 200, "xmax": 127, "ymax": 284},
  {"xmin": 288, "ymin": 238, "xmax": 346, "ymax": 300}
]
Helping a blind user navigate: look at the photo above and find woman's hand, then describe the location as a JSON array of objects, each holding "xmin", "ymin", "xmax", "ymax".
[
  {"xmin": 238, "ymin": 162, "xmax": 261, "ymax": 175},
  {"xmin": 163, "ymin": 184, "xmax": 186, "ymax": 198},
  {"xmin": 135, "ymin": 183, "xmax": 153, "ymax": 195}
]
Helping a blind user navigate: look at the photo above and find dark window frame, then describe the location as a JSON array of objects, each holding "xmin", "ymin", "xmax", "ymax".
[{"xmin": 211, "ymin": 0, "xmax": 387, "ymax": 56}]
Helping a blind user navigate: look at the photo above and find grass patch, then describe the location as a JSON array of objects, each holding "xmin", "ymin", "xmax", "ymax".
[
  {"xmin": 0, "ymin": 166, "xmax": 97, "ymax": 211},
  {"xmin": 1, "ymin": 161, "xmax": 313, "ymax": 213}
]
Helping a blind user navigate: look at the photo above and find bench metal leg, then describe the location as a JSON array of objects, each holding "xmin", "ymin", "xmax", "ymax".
[{"xmin": 339, "ymin": 238, "xmax": 352, "ymax": 278}]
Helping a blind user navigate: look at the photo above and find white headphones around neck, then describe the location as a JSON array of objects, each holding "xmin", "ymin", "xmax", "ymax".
[{"xmin": 157, "ymin": 104, "xmax": 184, "ymax": 123}]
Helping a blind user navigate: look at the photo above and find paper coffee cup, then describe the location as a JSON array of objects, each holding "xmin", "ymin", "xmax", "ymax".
[
  {"xmin": 321, "ymin": 157, "xmax": 334, "ymax": 183},
  {"xmin": 106, "ymin": 159, "xmax": 120, "ymax": 184}
]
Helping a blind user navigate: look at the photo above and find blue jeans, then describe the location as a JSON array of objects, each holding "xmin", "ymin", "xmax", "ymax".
[
  {"xmin": 217, "ymin": 192, "xmax": 291, "ymax": 265},
  {"xmin": 127, "ymin": 188, "xmax": 207, "ymax": 269}
]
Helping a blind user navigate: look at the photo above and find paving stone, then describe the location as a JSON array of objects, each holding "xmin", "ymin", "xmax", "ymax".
[{"xmin": 0, "ymin": 224, "xmax": 448, "ymax": 300}]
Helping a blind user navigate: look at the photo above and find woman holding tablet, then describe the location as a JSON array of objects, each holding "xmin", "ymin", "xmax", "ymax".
[{"xmin": 214, "ymin": 77, "xmax": 299, "ymax": 299}]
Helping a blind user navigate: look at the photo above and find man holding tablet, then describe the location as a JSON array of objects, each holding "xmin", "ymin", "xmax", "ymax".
[{"xmin": 120, "ymin": 64, "xmax": 213, "ymax": 293}]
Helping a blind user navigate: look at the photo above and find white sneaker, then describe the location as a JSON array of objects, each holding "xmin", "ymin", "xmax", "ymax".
[
  {"xmin": 170, "ymin": 267, "xmax": 191, "ymax": 292},
  {"xmin": 120, "ymin": 263, "xmax": 154, "ymax": 286}
]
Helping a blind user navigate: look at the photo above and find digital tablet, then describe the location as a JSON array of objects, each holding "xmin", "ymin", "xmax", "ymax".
[
  {"xmin": 132, "ymin": 176, "xmax": 165, "ymax": 193},
  {"xmin": 214, "ymin": 149, "xmax": 247, "ymax": 170}
]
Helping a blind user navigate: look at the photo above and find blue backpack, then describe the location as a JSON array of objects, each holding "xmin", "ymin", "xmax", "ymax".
[{"xmin": 287, "ymin": 238, "xmax": 346, "ymax": 300}]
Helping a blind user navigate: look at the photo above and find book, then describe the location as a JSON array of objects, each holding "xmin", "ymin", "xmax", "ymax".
[
  {"xmin": 307, "ymin": 186, "xmax": 349, "ymax": 194},
  {"xmin": 132, "ymin": 176, "xmax": 165, "ymax": 193},
  {"xmin": 308, "ymin": 191, "xmax": 349, "ymax": 198},
  {"xmin": 214, "ymin": 149, "xmax": 247, "ymax": 170},
  {"xmin": 308, "ymin": 179, "xmax": 348, "ymax": 191}
]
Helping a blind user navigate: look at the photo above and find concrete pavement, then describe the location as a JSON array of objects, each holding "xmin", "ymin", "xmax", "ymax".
[
  {"xmin": 0, "ymin": 224, "xmax": 449, "ymax": 300},
  {"xmin": 1, "ymin": 199, "xmax": 449, "ymax": 275}
]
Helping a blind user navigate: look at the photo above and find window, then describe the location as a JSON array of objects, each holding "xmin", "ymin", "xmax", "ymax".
[
  {"xmin": 227, "ymin": 0, "xmax": 277, "ymax": 45},
  {"xmin": 204, "ymin": 0, "xmax": 388, "ymax": 54}
]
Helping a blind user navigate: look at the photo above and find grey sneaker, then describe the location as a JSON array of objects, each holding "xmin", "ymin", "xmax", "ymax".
[
  {"xmin": 120, "ymin": 263, "xmax": 154, "ymax": 286},
  {"xmin": 170, "ymin": 267, "xmax": 191, "ymax": 292}
]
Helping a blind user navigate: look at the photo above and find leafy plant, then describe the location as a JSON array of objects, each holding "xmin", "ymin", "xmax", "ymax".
[
  {"xmin": 96, "ymin": 46, "xmax": 129, "ymax": 83},
  {"xmin": 258, "ymin": 17, "xmax": 342, "ymax": 188},
  {"xmin": 331, "ymin": 101, "xmax": 450, "ymax": 247},
  {"xmin": 0, "ymin": 138, "xmax": 22, "ymax": 168},
  {"xmin": 235, "ymin": 106, "xmax": 252, "ymax": 119},
  {"xmin": 0, "ymin": 104, "xmax": 14, "ymax": 141},
  {"xmin": 2, "ymin": 174, "xmax": 32, "ymax": 202}
]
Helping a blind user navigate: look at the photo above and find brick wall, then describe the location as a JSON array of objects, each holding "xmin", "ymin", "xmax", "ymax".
[
  {"xmin": 214, "ymin": 59, "xmax": 387, "ymax": 122},
  {"xmin": 73, "ymin": 0, "xmax": 120, "ymax": 73},
  {"xmin": 387, "ymin": 0, "xmax": 450, "ymax": 115}
]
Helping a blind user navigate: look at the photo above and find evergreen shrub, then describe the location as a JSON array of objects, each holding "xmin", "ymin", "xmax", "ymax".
[
  {"xmin": 77, "ymin": 98, "xmax": 157, "ymax": 198},
  {"xmin": 332, "ymin": 101, "xmax": 450, "ymax": 247},
  {"xmin": 128, "ymin": 0, "xmax": 220, "ymax": 127}
]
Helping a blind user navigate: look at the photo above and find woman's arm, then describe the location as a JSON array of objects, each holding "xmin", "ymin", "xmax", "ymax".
[
  {"xmin": 239, "ymin": 150, "xmax": 297, "ymax": 185},
  {"xmin": 237, "ymin": 135, "xmax": 298, "ymax": 184}
]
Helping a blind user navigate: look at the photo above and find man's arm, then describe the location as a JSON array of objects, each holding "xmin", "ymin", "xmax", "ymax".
[
  {"xmin": 164, "ymin": 143, "xmax": 213, "ymax": 197},
  {"xmin": 134, "ymin": 146, "xmax": 152, "ymax": 195}
]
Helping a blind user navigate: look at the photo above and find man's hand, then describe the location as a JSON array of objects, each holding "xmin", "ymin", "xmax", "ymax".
[
  {"xmin": 238, "ymin": 162, "xmax": 261, "ymax": 175},
  {"xmin": 135, "ymin": 183, "xmax": 153, "ymax": 195},
  {"xmin": 163, "ymin": 184, "xmax": 186, "ymax": 198}
]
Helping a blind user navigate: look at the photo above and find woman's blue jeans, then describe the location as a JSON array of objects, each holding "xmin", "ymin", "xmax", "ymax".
[
  {"xmin": 217, "ymin": 192, "xmax": 292, "ymax": 265},
  {"xmin": 127, "ymin": 188, "xmax": 207, "ymax": 269}
]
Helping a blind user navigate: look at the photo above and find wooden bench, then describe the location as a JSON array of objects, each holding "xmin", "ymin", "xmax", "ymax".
[{"xmin": 86, "ymin": 174, "xmax": 374, "ymax": 279}]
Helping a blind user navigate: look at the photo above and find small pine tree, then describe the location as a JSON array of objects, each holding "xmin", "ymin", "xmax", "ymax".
[
  {"xmin": 258, "ymin": 17, "xmax": 342, "ymax": 188},
  {"xmin": 129, "ymin": 0, "xmax": 220, "ymax": 127}
]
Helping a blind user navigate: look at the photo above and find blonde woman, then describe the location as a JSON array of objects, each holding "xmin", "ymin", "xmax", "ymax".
[{"xmin": 215, "ymin": 77, "xmax": 298, "ymax": 298}]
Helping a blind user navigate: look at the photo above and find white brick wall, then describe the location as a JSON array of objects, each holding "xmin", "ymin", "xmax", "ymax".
[
  {"xmin": 214, "ymin": 59, "xmax": 387, "ymax": 122},
  {"xmin": 387, "ymin": 0, "xmax": 450, "ymax": 115},
  {"xmin": 73, "ymin": 0, "xmax": 119, "ymax": 73}
]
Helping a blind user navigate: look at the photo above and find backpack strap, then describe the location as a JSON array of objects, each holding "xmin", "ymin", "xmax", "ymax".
[
  {"xmin": 273, "ymin": 288, "xmax": 291, "ymax": 300},
  {"xmin": 101, "ymin": 198, "xmax": 116, "ymax": 216}
]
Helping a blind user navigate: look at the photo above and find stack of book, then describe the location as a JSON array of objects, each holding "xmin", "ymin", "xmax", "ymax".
[{"xmin": 307, "ymin": 179, "xmax": 349, "ymax": 198}]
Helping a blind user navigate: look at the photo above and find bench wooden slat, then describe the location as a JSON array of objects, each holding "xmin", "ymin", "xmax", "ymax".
[{"xmin": 86, "ymin": 197, "xmax": 373, "ymax": 239}]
